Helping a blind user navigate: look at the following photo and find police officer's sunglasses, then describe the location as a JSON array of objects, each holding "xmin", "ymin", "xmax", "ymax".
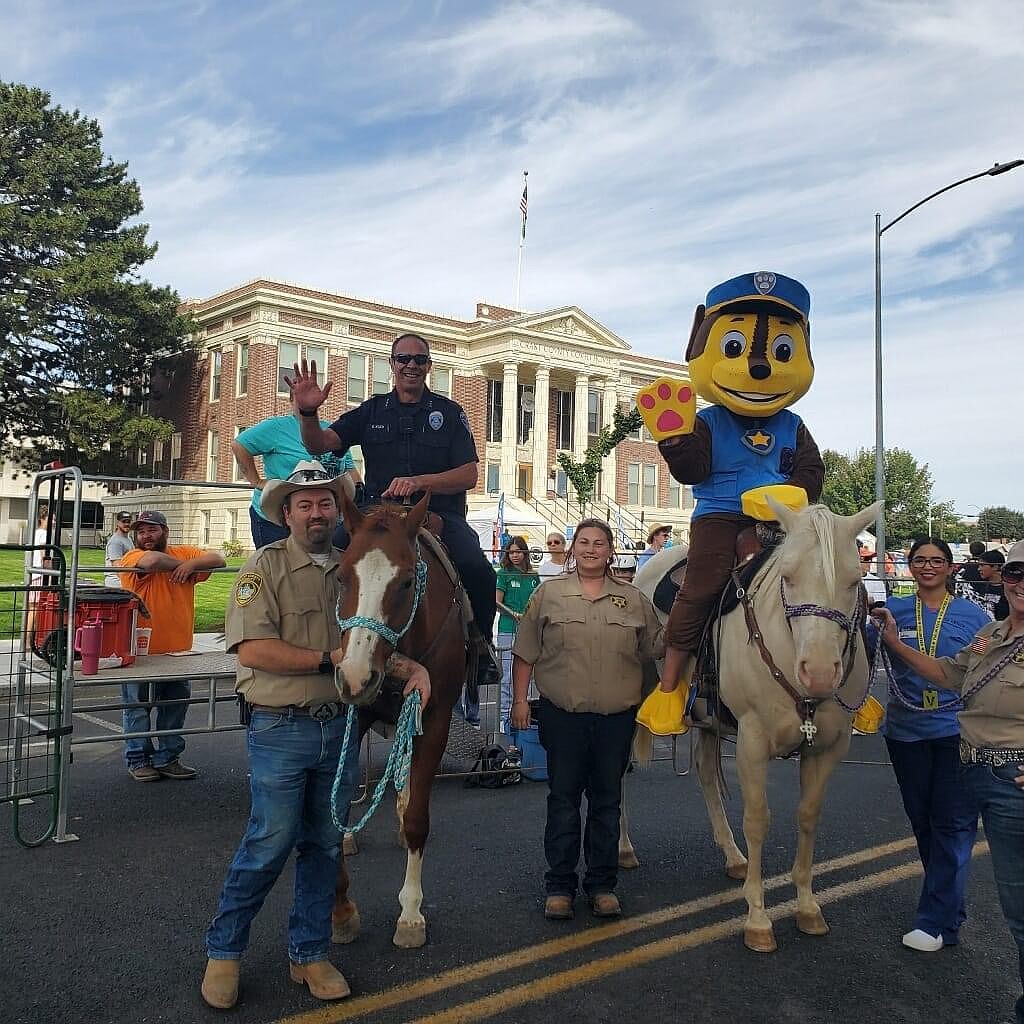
[
  {"xmin": 288, "ymin": 468, "xmax": 331, "ymax": 483},
  {"xmin": 392, "ymin": 353, "xmax": 431, "ymax": 366}
]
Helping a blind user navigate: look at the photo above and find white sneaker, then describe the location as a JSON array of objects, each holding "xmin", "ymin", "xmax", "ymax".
[{"xmin": 902, "ymin": 929, "xmax": 943, "ymax": 952}]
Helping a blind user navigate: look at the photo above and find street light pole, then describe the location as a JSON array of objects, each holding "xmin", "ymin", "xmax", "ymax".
[{"xmin": 872, "ymin": 159, "xmax": 1023, "ymax": 578}]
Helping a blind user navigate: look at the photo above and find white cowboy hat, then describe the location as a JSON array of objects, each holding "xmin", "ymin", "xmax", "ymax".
[{"xmin": 260, "ymin": 460, "xmax": 355, "ymax": 527}]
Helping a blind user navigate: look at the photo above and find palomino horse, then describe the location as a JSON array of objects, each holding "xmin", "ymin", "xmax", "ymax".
[
  {"xmin": 330, "ymin": 490, "xmax": 469, "ymax": 948},
  {"xmin": 636, "ymin": 500, "xmax": 881, "ymax": 952}
]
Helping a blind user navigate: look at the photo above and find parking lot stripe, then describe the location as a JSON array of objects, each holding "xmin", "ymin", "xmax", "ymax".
[
  {"xmin": 407, "ymin": 845, "xmax": 988, "ymax": 1024},
  {"xmin": 276, "ymin": 835, "xmax": 922, "ymax": 1024}
]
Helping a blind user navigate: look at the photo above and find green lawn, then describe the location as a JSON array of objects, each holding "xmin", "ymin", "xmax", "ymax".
[{"xmin": 0, "ymin": 547, "xmax": 246, "ymax": 633}]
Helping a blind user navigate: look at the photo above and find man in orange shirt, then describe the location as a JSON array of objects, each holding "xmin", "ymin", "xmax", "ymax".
[{"xmin": 118, "ymin": 511, "xmax": 226, "ymax": 781}]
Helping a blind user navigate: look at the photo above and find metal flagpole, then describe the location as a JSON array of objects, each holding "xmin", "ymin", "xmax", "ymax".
[{"xmin": 514, "ymin": 170, "xmax": 528, "ymax": 309}]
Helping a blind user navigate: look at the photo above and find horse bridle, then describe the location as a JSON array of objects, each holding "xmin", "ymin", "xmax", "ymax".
[{"xmin": 733, "ymin": 568, "xmax": 867, "ymax": 748}]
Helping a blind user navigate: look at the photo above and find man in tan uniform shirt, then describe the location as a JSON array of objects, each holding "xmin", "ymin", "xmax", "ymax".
[{"xmin": 202, "ymin": 462, "xmax": 429, "ymax": 1010}]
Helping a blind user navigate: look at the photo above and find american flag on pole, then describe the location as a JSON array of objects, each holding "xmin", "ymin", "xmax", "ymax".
[
  {"xmin": 496, "ymin": 491, "xmax": 506, "ymax": 547},
  {"xmin": 519, "ymin": 181, "xmax": 528, "ymax": 239}
]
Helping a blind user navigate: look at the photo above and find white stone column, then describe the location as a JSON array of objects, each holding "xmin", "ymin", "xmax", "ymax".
[
  {"xmin": 572, "ymin": 373, "xmax": 590, "ymax": 460},
  {"xmin": 532, "ymin": 365, "xmax": 550, "ymax": 499},
  {"xmin": 601, "ymin": 380, "xmax": 618, "ymax": 500},
  {"xmin": 500, "ymin": 362, "xmax": 519, "ymax": 495}
]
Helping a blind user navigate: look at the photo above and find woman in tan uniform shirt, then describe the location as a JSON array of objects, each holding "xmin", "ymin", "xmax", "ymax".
[
  {"xmin": 511, "ymin": 519, "xmax": 663, "ymax": 922},
  {"xmin": 873, "ymin": 538, "xmax": 1024, "ymax": 1024}
]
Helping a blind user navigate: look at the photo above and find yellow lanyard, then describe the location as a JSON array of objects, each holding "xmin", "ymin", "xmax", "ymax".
[{"xmin": 915, "ymin": 592, "xmax": 951, "ymax": 658}]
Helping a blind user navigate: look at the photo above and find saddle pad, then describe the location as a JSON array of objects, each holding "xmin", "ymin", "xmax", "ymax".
[{"xmin": 416, "ymin": 528, "xmax": 474, "ymax": 641}]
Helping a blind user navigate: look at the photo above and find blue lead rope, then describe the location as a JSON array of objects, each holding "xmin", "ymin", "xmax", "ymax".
[{"xmin": 331, "ymin": 689, "xmax": 423, "ymax": 835}]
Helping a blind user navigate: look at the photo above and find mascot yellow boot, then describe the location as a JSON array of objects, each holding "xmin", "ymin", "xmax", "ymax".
[{"xmin": 636, "ymin": 272, "xmax": 825, "ymax": 736}]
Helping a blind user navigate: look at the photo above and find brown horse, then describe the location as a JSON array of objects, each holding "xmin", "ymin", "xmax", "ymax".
[{"xmin": 330, "ymin": 490, "xmax": 469, "ymax": 948}]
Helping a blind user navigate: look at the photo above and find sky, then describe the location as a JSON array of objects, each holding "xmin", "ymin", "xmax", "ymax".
[{"xmin": 5, "ymin": 0, "xmax": 1023, "ymax": 513}]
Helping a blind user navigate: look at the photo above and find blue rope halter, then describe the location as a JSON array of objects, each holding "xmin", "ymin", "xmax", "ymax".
[
  {"xmin": 335, "ymin": 546, "xmax": 428, "ymax": 646},
  {"xmin": 331, "ymin": 542, "xmax": 429, "ymax": 835}
]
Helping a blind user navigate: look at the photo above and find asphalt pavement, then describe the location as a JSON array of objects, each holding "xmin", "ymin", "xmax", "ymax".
[{"xmin": 1, "ymin": 721, "xmax": 1019, "ymax": 1024}]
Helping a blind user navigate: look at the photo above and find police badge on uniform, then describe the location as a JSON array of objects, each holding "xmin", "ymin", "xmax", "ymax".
[
  {"xmin": 609, "ymin": 595, "xmax": 628, "ymax": 609},
  {"xmin": 428, "ymin": 411, "xmax": 444, "ymax": 430},
  {"xmin": 741, "ymin": 428, "xmax": 775, "ymax": 455}
]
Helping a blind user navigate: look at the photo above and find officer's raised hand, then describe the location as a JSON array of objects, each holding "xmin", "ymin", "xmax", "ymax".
[{"xmin": 283, "ymin": 357, "xmax": 332, "ymax": 412}]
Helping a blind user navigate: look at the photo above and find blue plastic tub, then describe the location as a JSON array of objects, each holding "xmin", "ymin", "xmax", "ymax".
[{"xmin": 511, "ymin": 725, "xmax": 548, "ymax": 781}]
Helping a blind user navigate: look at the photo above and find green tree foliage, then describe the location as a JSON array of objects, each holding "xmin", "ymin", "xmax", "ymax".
[
  {"xmin": 977, "ymin": 506, "xmax": 1024, "ymax": 541},
  {"xmin": 556, "ymin": 406, "xmax": 642, "ymax": 505},
  {"xmin": 0, "ymin": 81, "xmax": 192, "ymax": 472},
  {"xmin": 821, "ymin": 447, "xmax": 933, "ymax": 545}
]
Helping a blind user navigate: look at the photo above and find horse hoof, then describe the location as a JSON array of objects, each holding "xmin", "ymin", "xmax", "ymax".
[
  {"xmin": 618, "ymin": 850, "xmax": 640, "ymax": 870},
  {"xmin": 393, "ymin": 921, "xmax": 427, "ymax": 949},
  {"xmin": 342, "ymin": 833, "xmax": 359, "ymax": 857},
  {"xmin": 796, "ymin": 910, "xmax": 830, "ymax": 936},
  {"xmin": 332, "ymin": 906, "xmax": 361, "ymax": 944},
  {"xmin": 744, "ymin": 926, "xmax": 777, "ymax": 953},
  {"xmin": 725, "ymin": 861, "xmax": 748, "ymax": 881}
]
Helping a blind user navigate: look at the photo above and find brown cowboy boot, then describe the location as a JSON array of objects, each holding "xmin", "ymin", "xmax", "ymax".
[
  {"xmin": 201, "ymin": 958, "xmax": 240, "ymax": 1009},
  {"xmin": 289, "ymin": 959, "xmax": 351, "ymax": 1001}
]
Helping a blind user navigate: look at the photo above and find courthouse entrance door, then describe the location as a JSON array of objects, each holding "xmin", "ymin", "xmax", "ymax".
[{"xmin": 517, "ymin": 464, "xmax": 532, "ymax": 499}]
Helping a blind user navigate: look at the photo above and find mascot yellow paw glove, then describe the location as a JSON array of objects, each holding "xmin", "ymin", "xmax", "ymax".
[
  {"xmin": 635, "ymin": 377, "xmax": 697, "ymax": 441},
  {"xmin": 636, "ymin": 686, "xmax": 689, "ymax": 736},
  {"xmin": 740, "ymin": 484, "xmax": 808, "ymax": 522}
]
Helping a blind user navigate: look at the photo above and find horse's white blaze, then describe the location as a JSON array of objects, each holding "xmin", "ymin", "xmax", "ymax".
[
  {"xmin": 397, "ymin": 848, "xmax": 424, "ymax": 926},
  {"xmin": 338, "ymin": 549, "xmax": 399, "ymax": 696}
]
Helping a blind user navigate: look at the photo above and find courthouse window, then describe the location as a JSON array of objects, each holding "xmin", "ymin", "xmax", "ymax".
[
  {"xmin": 517, "ymin": 384, "xmax": 534, "ymax": 445},
  {"xmin": 209, "ymin": 349, "xmax": 222, "ymax": 401},
  {"xmin": 486, "ymin": 462, "xmax": 500, "ymax": 494},
  {"xmin": 347, "ymin": 353, "xmax": 367, "ymax": 403},
  {"xmin": 627, "ymin": 463, "xmax": 640, "ymax": 505},
  {"xmin": 430, "ymin": 367, "xmax": 452, "ymax": 398},
  {"xmin": 236, "ymin": 341, "xmax": 249, "ymax": 396},
  {"xmin": 207, "ymin": 431, "xmax": 219, "ymax": 481},
  {"xmin": 555, "ymin": 391, "xmax": 574, "ymax": 450},
  {"xmin": 643, "ymin": 464, "xmax": 657, "ymax": 506},
  {"xmin": 277, "ymin": 341, "xmax": 325, "ymax": 394},
  {"xmin": 372, "ymin": 357, "xmax": 391, "ymax": 396},
  {"xmin": 486, "ymin": 380, "xmax": 503, "ymax": 443},
  {"xmin": 170, "ymin": 433, "xmax": 182, "ymax": 480},
  {"xmin": 587, "ymin": 390, "xmax": 601, "ymax": 435}
]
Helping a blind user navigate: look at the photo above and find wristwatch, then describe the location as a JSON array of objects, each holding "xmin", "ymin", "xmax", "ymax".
[{"xmin": 318, "ymin": 651, "xmax": 333, "ymax": 674}]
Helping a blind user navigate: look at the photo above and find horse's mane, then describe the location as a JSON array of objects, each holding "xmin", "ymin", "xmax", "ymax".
[{"xmin": 755, "ymin": 503, "xmax": 839, "ymax": 600}]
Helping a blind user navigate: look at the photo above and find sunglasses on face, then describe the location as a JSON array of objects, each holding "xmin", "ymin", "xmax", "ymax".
[
  {"xmin": 547, "ymin": 540, "xmax": 564, "ymax": 547},
  {"xmin": 392, "ymin": 353, "xmax": 431, "ymax": 366},
  {"xmin": 910, "ymin": 557, "xmax": 950, "ymax": 569},
  {"xmin": 1002, "ymin": 565, "xmax": 1024, "ymax": 585}
]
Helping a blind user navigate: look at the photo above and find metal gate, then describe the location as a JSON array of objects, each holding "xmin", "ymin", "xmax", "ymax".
[{"xmin": 1, "ymin": 542, "xmax": 68, "ymax": 846}]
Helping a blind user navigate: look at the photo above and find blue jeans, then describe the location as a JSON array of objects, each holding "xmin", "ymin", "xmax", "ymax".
[
  {"xmin": 249, "ymin": 507, "xmax": 289, "ymax": 548},
  {"xmin": 885, "ymin": 735, "xmax": 978, "ymax": 943},
  {"xmin": 966, "ymin": 761, "xmax": 1024, "ymax": 1024},
  {"xmin": 536, "ymin": 698, "xmax": 637, "ymax": 897},
  {"xmin": 205, "ymin": 709, "xmax": 361, "ymax": 964},
  {"xmin": 121, "ymin": 681, "xmax": 189, "ymax": 768}
]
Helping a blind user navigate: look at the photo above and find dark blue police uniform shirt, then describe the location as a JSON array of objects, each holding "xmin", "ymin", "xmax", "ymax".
[{"xmin": 328, "ymin": 388, "xmax": 478, "ymax": 519}]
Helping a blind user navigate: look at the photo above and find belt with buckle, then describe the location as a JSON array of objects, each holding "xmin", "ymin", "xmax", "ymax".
[
  {"xmin": 250, "ymin": 702, "xmax": 342, "ymax": 722},
  {"xmin": 959, "ymin": 738, "xmax": 1024, "ymax": 767}
]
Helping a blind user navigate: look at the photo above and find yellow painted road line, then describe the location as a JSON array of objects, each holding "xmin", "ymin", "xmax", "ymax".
[
  {"xmin": 277, "ymin": 835, "xmax": 919, "ymax": 1024},
  {"xmin": 408, "ymin": 843, "xmax": 989, "ymax": 1024}
]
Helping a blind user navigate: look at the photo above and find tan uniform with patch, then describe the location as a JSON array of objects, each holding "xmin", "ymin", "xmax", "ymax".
[
  {"xmin": 940, "ymin": 619, "xmax": 1024, "ymax": 749},
  {"xmin": 512, "ymin": 574, "xmax": 664, "ymax": 714},
  {"xmin": 225, "ymin": 536, "xmax": 344, "ymax": 707}
]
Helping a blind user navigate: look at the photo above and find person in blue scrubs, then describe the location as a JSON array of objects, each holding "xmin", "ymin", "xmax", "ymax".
[{"xmin": 882, "ymin": 536, "xmax": 990, "ymax": 952}]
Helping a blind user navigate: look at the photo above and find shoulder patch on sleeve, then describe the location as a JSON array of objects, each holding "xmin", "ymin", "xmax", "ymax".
[{"xmin": 234, "ymin": 572, "xmax": 263, "ymax": 607}]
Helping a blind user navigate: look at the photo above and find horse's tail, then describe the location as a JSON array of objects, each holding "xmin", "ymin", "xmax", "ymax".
[{"xmin": 632, "ymin": 725, "xmax": 654, "ymax": 769}]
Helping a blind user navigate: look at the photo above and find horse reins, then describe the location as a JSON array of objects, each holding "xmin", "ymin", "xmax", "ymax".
[{"xmin": 732, "ymin": 568, "xmax": 868, "ymax": 748}]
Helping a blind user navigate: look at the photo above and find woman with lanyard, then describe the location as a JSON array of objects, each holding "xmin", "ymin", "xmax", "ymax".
[
  {"xmin": 877, "ymin": 537, "xmax": 989, "ymax": 952},
  {"xmin": 874, "ymin": 539, "xmax": 1024, "ymax": 1024},
  {"xmin": 495, "ymin": 536, "xmax": 541, "ymax": 734},
  {"xmin": 510, "ymin": 519, "xmax": 663, "ymax": 920}
]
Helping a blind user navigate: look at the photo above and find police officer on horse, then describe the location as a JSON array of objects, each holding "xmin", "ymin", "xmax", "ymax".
[{"xmin": 287, "ymin": 333, "xmax": 498, "ymax": 674}]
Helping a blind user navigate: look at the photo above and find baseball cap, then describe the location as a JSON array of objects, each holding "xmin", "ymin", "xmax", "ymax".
[
  {"xmin": 130, "ymin": 511, "xmax": 168, "ymax": 530},
  {"xmin": 1004, "ymin": 540, "xmax": 1024, "ymax": 569},
  {"xmin": 115, "ymin": 511, "xmax": 132, "ymax": 523},
  {"xmin": 979, "ymin": 549, "xmax": 1006, "ymax": 566}
]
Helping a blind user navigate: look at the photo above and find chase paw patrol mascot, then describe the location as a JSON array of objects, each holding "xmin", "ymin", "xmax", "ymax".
[{"xmin": 636, "ymin": 272, "xmax": 825, "ymax": 735}]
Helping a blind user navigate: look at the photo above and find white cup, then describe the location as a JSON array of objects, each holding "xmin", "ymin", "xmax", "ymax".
[{"xmin": 135, "ymin": 627, "xmax": 153, "ymax": 656}]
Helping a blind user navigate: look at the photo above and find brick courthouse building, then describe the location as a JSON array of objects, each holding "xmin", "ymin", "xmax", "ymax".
[{"xmin": 125, "ymin": 279, "xmax": 693, "ymax": 550}]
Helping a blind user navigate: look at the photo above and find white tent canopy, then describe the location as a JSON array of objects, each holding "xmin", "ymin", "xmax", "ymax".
[{"xmin": 467, "ymin": 500, "xmax": 547, "ymax": 553}]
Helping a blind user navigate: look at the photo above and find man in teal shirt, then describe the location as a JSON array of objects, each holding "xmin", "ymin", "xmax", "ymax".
[{"xmin": 232, "ymin": 397, "xmax": 360, "ymax": 547}]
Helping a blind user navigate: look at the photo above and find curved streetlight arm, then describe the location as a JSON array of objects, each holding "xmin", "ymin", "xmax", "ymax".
[{"xmin": 881, "ymin": 160, "xmax": 1024, "ymax": 235}]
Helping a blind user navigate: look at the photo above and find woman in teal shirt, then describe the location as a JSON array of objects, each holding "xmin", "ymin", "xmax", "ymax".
[
  {"xmin": 231, "ymin": 398, "xmax": 359, "ymax": 547},
  {"xmin": 496, "ymin": 536, "xmax": 541, "ymax": 733}
]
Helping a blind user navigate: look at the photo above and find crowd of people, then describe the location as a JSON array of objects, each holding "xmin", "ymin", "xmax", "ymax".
[{"xmin": 50, "ymin": 327, "xmax": 1020, "ymax": 1018}]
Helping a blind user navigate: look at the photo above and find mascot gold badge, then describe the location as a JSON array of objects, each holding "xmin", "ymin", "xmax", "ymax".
[{"xmin": 635, "ymin": 271, "xmax": 825, "ymax": 737}]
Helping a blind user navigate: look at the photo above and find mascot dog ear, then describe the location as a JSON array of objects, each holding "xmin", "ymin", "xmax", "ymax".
[{"xmin": 685, "ymin": 304, "xmax": 708, "ymax": 362}]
